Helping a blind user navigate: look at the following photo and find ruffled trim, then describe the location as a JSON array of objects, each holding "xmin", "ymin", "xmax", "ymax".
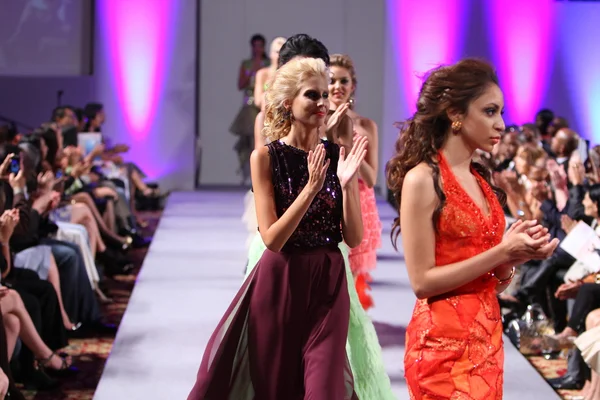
[
  {"xmin": 349, "ymin": 183, "xmax": 382, "ymax": 274},
  {"xmin": 241, "ymin": 191, "xmax": 259, "ymax": 250},
  {"xmin": 349, "ymin": 251, "xmax": 378, "ymax": 275},
  {"xmin": 355, "ymin": 272, "xmax": 374, "ymax": 311}
]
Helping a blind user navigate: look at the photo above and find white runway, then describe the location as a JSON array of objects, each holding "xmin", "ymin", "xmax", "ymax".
[{"xmin": 93, "ymin": 190, "xmax": 560, "ymax": 400}]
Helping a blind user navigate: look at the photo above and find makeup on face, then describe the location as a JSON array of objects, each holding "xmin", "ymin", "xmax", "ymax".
[{"xmin": 303, "ymin": 89, "xmax": 329, "ymax": 101}]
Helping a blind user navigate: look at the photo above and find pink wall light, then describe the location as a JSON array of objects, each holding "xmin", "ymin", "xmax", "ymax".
[
  {"xmin": 98, "ymin": 0, "xmax": 177, "ymax": 141},
  {"xmin": 390, "ymin": 0, "xmax": 468, "ymax": 115},
  {"xmin": 485, "ymin": 0, "xmax": 554, "ymax": 125}
]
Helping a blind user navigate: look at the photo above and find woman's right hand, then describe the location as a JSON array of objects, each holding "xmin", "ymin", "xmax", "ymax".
[
  {"xmin": 561, "ymin": 214, "xmax": 577, "ymax": 234},
  {"xmin": 568, "ymin": 157, "xmax": 585, "ymax": 186},
  {"xmin": 37, "ymin": 170, "xmax": 55, "ymax": 192},
  {"xmin": 0, "ymin": 153, "xmax": 14, "ymax": 179},
  {"xmin": 502, "ymin": 219, "xmax": 559, "ymax": 262},
  {"xmin": 306, "ymin": 144, "xmax": 330, "ymax": 195},
  {"xmin": 326, "ymin": 103, "xmax": 350, "ymax": 136},
  {"xmin": 71, "ymin": 162, "xmax": 91, "ymax": 178},
  {"xmin": 502, "ymin": 169, "xmax": 523, "ymax": 194}
]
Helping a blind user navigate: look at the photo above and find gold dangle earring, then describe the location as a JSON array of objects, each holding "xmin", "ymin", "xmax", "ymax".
[{"xmin": 451, "ymin": 120, "xmax": 462, "ymax": 134}]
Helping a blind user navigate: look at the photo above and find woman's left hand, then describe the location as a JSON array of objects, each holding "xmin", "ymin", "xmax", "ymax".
[
  {"xmin": 326, "ymin": 102, "xmax": 350, "ymax": 136},
  {"xmin": 548, "ymin": 158, "xmax": 568, "ymax": 190},
  {"xmin": 0, "ymin": 209, "xmax": 19, "ymax": 243},
  {"xmin": 555, "ymin": 280, "xmax": 582, "ymax": 300},
  {"xmin": 37, "ymin": 171, "xmax": 55, "ymax": 191},
  {"xmin": 337, "ymin": 135, "xmax": 367, "ymax": 188},
  {"xmin": 502, "ymin": 219, "xmax": 551, "ymax": 266}
]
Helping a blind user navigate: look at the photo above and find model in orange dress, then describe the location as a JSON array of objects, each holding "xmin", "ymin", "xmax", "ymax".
[{"xmin": 385, "ymin": 59, "xmax": 559, "ymax": 400}]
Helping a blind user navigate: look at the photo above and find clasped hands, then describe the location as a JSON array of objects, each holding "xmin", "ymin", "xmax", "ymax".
[{"xmin": 501, "ymin": 219, "xmax": 559, "ymax": 264}]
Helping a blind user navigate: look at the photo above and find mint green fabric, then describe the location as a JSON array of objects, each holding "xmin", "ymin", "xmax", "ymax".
[{"xmin": 244, "ymin": 233, "xmax": 394, "ymax": 400}]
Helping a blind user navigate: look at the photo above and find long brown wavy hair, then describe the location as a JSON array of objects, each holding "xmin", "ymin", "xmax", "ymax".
[{"xmin": 385, "ymin": 58, "xmax": 507, "ymax": 249}]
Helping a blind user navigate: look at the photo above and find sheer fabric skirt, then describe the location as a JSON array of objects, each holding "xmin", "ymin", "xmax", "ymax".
[
  {"xmin": 188, "ymin": 246, "xmax": 357, "ymax": 400},
  {"xmin": 244, "ymin": 234, "xmax": 395, "ymax": 400},
  {"xmin": 241, "ymin": 190, "xmax": 258, "ymax": 251}
]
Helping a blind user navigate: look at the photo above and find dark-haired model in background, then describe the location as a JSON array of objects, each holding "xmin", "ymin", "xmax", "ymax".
[
  {"xmin": 229, "ymin": 34, "xmax": 271, "ymax": 185},
  {"xmin": 241, "ymin": 36, "xmax": 287, "ymax": 250}
]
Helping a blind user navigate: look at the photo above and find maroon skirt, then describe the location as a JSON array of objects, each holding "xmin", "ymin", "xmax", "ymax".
[{"xmin": 187, "ymin": 246, "xmax": 357, "ymax": 400}]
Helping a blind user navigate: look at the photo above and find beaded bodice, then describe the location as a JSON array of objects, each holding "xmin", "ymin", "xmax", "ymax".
[
  {"xmin": 266, "ymin": 139, "xmax": 343, "ymax": 251},
  {"xmin": 434, "ymin": 151, "xmax": 506, "ymax": 295}
]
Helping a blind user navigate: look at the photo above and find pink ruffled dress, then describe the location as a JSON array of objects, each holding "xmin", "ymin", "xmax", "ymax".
[{"xmin": 348, "ymin": 176, "xmax": 382, "ymax": 310}]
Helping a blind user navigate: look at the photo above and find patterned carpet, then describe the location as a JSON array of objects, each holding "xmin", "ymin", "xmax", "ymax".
[
  {"xmin": 21, "ymin": 211, "xmax": 162, "ymax": 400},
  {"xmin": 529, "ymin": 355, "xmax": 584, "ymax": 400}
]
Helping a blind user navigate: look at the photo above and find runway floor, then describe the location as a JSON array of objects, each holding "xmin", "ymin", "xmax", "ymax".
[{"xmin": 93, "ymin": 190, "xmax": 560, "ymax": 400}]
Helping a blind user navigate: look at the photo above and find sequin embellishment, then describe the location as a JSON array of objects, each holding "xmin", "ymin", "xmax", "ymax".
[{"xmin": 266, "ymin": 140, "xmax": 343, "ymax": 250}]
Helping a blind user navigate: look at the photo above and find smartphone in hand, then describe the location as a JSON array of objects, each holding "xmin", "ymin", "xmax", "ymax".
[{"xmin": 9, "ymin": 156, "xmax": 20, "ymax": 174}]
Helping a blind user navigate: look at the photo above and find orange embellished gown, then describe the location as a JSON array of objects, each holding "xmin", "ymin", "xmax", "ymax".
[{"xmin": 404, "ymin": 153, "xmax": 506, "ymax": 400}]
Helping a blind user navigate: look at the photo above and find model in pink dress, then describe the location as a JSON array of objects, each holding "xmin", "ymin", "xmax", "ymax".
[
  {"xmin": 350, "ymin": 174, "xmax": 382, "ymax": 309},
  {"xmin": 329, "ymin": 54, "xmax": 381, "ymax": 310}
]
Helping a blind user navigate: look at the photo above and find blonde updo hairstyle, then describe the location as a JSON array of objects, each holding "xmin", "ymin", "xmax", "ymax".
[
  {"xmin": 263, "ymin": 57, "xmax": 328, "ymax": 142},
  {"xmin": 330, "ymin": 54, "xmax": 357, "ymax": 107},
  {"xmin": 270, "ymin": 37, "xmax": 287, "ymax": 59}
]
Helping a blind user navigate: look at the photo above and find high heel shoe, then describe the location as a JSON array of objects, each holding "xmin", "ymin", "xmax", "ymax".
[
  {"xmin": 136, "ymin": 216, "xmax": 149, "ymax": 228},
  {"xmin": 101, "ymin": 230, "xmax": 134, "ymax": 252},
  {"xmin": 69, "ymin": 322, "xmax": 83, "ymax": 331},
  {"xmin": 37, "ymin": 352, "xmax": 79, "ymax": 377},
  {"xmin": 97, "ymin": 248, "xmax": 136, "ymax": 277},
  {"xmin": 122, "ymin": 235, "xmax": 133, "ymax": 251},
  {"xmin": 105, "ymin": 262, "xmax": 135, "ymax": 277},
  {"xmin": 142, "ymin": 187, "xmax": 169, "ymax": 199},
  {"xmin": 132, "ymin": 234, "xmax": 151, "ymax": 249},
  {"xmin": 118, "ymin": 230, "xmax": 152, "ymax": 249}
]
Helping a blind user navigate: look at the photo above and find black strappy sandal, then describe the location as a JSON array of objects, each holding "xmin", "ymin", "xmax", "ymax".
[{"xmin": 36, "ymin": 352, "xmax": 78, "ymax": 376}]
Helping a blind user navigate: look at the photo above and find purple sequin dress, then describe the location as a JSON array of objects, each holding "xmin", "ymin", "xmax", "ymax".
[{"xmin": 187, "ymin": 139, "xmax": 357, "ymax": 400}]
